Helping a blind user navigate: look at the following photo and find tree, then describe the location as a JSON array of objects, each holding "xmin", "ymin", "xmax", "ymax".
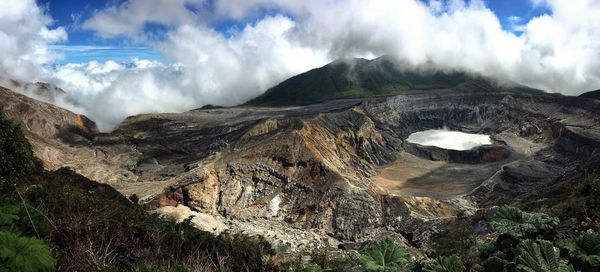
[
  {"xmin": 360, "ymin": 237, "xmax": 411, "ymax": 271},
  {"xmin": 515, "ymin": 239, "xmax": 573, "ymax": 272},
  {"xmin": 423, "ymin": 255, "xmax": 465, "ymax": 272},
  {"xmin": 491, "ymin": 206, "xmax": 559, "ymax": 237}
]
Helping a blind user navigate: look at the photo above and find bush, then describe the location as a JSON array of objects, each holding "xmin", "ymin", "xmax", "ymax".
[
  {"xmin": 560, "ymin": 232, "xmax": 600, "ymax": 271},
  {"xmin": 491, "ymin": 206, "xmax": 559, "ymax": 238},
  {"xmin": 0, "ymin": 111, "xmax": 41, "ymax": 187},
  {"xmin": 483, "ymin": 256, "xmax": 515, "ymax": 272},
  {"xmin": 554, "ymin": 175, "xmax": 600, "ymax": 223},
  {"xmin": 360, "ymin": 237, "xmax": 412, "ymax": 271},
  {"xmin": 424, "ymin": 255, "xmax": 465, "ymax": 272},
  {"xmin": 0, "ymin": 230, "xmax": 56, "ymax": 272},
  {"xmin": 515, "ymin": 239, "xmax": 573, "ymax": 272}
]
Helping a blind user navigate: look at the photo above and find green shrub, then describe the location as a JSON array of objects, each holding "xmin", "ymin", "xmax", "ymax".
[
  {"xmin": 360, "ymin": 237, "xmax": 411, "ymax": 271},
  {"xmin": 554, "ymin": 175, "xmax": 600, "ymax": 223},
  {"xmin": 491, "ymin": 206, "xmax": 559, "ymax": 238},
  {"xmin": 424, "ymin": 255, "xmax": 465, "ymax": 272},
  {"xmin": 0, "ymin": 230, "xmax": 56, "ymax": 272},
  {"xmin": 483, "ymin": 256, "xmax": 515, "ymax": 272},
  {"xmin": 515, "ymin": 239, "xmax": 573, "ymax": 272},
  {"xmin": 0, "ymin": 202, "xmax": 52, "ymax": 238},
  {"xmin": 561, "ymin": 232, "xmax": 600, "ymax": 271},
  {"xmin": 0, "ymin": 111, "xmax": 41, "ymax": 186}
]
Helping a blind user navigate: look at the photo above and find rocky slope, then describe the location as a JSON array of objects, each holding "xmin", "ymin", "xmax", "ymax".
[
  {"xmin": 0, "ymin": 86, "xmax": 132, "ymax": 184},
  {"xmin": 2, "ymin": 83, "xmax": 600, "ymax": 253}
]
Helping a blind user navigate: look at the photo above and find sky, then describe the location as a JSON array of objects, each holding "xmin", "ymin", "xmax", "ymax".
[
  {"xmin": 0, "ymin": 0, "xmax": 599, "ymax": 130},
  {"xmin": 40, "ymin": 0, "xmax": 548, "ymax": 64}
]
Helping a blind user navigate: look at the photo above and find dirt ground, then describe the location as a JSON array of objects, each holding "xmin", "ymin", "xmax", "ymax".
[{"xmin": 371, "ymin": 151, "xmax": 510, "ymax": 199}]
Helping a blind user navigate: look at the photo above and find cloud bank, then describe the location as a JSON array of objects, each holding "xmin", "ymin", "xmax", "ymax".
[
  {"xmin": 0, "ymin": 0, "xmax": 599, "ymax": 130},
  {"xmin": 0, "ymin": 0, "xmax": 66, "ymax": 81}
]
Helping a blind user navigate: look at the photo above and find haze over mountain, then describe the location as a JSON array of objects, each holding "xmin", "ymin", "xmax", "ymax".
[{"xmin": 247, "ymin": 56, "xmax": 543, "ymax": 106}]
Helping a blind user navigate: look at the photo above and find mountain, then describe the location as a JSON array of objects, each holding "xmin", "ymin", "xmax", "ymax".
[
  {"xmin": 0, "ymin": 86, "xmax": 131, "ymax": 185},
  {"xmin": 1, "ymin": 78, "xmax": 600, "ymax": 270},
  {"xmin": 246, "ymin": 56, "xmax": 543, "ymax": 106},
  {"xmin": 0, "ymin": 86, "xmax": 96, "ymax": 139},
  {"xmin": 0, "ymin": 76, "xmax": 70, "ymax": 104},
  {"xmin": 580, "ymin": 89, "xmax": 600, "ymax": 100}
]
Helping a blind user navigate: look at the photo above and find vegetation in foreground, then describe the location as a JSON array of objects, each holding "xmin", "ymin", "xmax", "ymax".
[
  {"xmin": 0, "ymin": 110, "xmax": 269, "ymax": 271},
  {"xmin": 1, "ymin": 109, "xmax": 599, "ymax": 271}
]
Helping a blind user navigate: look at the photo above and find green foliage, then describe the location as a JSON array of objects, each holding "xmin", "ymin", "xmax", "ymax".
[
  {"xmin": 483, "ymin": 256, "xmax": 515, "ymax": 272},
  {"xmin": 0, "ymin": 205, "xmax": 20, "ymax": 228},
  {"xmin": 423, "ymin": 255, "xmax": 465, "ymax": 272},
  {"xmin": 0, "ymin": 201, "xmax": 52, "ymax": 238},
  {"xmin": 0, "ymin": 111, "xmax": 41, "ymax": 188},
  {"xmin": 491, "ymin": 206, "xmax": 559, "ymax": 237},
  {"xmin": 0, "ymin": 230, "xmax": 56, "ymax": 272},
  {"xmin": 561, "ymin": 232, "xmax": 600, "ymax": 271},
  {"xmin": 360, "ymin": 237, "xmax": 411, "ymax": 271},
  {"xmin": 0, "ymin": 113, "xmax": 271, "ymax": 271},
  {"xmin": 553, "ymin": 175, "xmax": 600, "ymax": 222},
  {"xmin": 515, "ymin": 239, "xmax": 573, "ymax": 272},
  {"xmin": 17, "ymin": 168, "xmax": 270, "ymax": 271}
]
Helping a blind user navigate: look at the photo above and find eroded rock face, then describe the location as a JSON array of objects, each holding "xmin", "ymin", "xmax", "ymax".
[
  {"xmin": 403, "ymin": 142, "xmax": 510, "ymax": 163},
  {"xmin": 3, "ymin": 85, "xmax": 600, "ymax": 251}
]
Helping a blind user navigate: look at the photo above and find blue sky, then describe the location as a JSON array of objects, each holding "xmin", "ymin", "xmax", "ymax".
[{"xmin": 41, "ymin": 0, "xmax": 550, "ymax": 64}]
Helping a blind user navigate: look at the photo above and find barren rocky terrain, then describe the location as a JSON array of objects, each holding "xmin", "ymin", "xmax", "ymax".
[{"xmin": 2, "ymin": 85, "xmax": 600, "ymax": 253}]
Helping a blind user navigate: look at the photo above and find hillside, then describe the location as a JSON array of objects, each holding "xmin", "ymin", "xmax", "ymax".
[
  {"xmin": 0, "ymin": 109, "xmax": 271, "ymax": 271},
  {"xmin": 246, "ymin": 56, "xmax": 543, "ymax": 106},
  {"xmin": 580, "ymin": 89, "xmax": 600, "ymax": 100}
]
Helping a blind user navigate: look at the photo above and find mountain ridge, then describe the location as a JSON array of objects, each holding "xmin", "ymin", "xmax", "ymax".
[
  {"xmin": 246, "ymin": 56, "xmax": 544, "ymax": 107},
  {"xmin": 580, "ymin": 89, "xmax": 600, "ymax": 100}
]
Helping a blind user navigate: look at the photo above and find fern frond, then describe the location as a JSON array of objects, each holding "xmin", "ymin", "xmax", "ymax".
[
  {"xmin": 424, "ymin": 255, "xmax": 465, "ymax": 272},
  {"xmin": 491, "ymin": 206, "xmax": 559, "ymax": 237},
  {"xmin": 515, "ymin": 239, "xmax": 573, "ymax": 272},
  {"xmin": 360, "ymin": 237, "xmax": 411, "ymax": 271},
  {"xmin": 0, "ymin": 231, "xmax": 56, "ymax": 272}
]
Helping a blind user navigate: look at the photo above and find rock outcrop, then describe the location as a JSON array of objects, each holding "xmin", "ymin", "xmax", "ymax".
[{"xmin": 3, "ymin": 84, "xmax": 600, "ymax": 252}]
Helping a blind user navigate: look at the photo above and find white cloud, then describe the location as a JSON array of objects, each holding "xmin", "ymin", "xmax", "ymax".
[
  {"xmin": 507, "ymin": 16, "xmax": 523, "ymax": 23},
  {"xmin": 47, "ymin": 60, "xmax": 195, "ymax": 130},
  {"xmin": 0, "ymin": 0, "xmax": 66, "ymax": 81},
  {"xmin": 83, "ymin": 0, "xmax": 205, "ymax": 39},
  {"xmin": 2, "ymin": 0, "xmax": 600, "ymax": 131},
  {"xmin": 160, "ymin": 15, "xmax": 328, "ymax": 105}
]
